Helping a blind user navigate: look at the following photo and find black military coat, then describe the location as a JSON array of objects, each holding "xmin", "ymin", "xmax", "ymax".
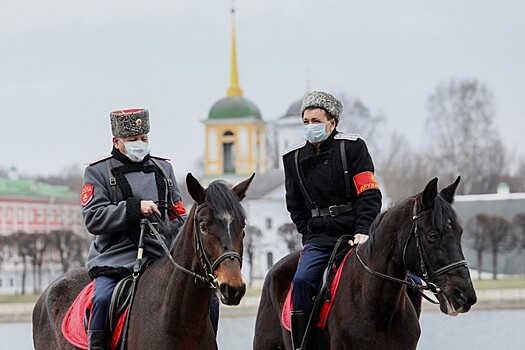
[{"xmin": 282, "ymin": 130, "xmax": 382, "ymax": 247}]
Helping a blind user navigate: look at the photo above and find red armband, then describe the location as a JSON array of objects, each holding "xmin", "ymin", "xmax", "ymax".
[
  {"xmin": 169, "ymin": 201, "xmax": 187, "ymax": 220},
  {"xmin": 353, "ymin": 171, "xmax": 379, "ymax": 195}
]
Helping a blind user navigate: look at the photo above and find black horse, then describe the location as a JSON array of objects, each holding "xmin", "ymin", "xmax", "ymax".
[
  {"xmin": 254, "ymin": 177, "xmax": 477, "ymax": 350},
  {"xmin": 33, "ymin": 173, "xmax": 254, "ymax": 350}
]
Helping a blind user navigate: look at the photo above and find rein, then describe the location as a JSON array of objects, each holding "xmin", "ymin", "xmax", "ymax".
[
  {"xmin": 355, "ymin": 202, "xmax": 467, "ymax": 304},
  {"xmin": 147, "ymin": 203, "xmax": 242, "ymax": 289}
]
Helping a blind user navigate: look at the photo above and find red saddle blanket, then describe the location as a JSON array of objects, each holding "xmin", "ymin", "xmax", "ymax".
[
  {"xmin": 281, "ymin": 249, "xmax": 352, "ymax": 331},
  {"xmin": 61, "ymin": 281, "xmax": 128, "ymax": 350}
]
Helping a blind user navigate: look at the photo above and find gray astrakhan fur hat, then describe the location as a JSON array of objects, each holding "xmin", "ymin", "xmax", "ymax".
[
  {"xmin": 110, "ymin": 108, "xmax": 150, "ymax": 138},
  {"xmin": 300, "ymin": 91, "xmax": 343, "ymax": 124}
]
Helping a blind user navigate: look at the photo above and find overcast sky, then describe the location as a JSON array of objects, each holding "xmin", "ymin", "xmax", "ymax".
[{"xmin": 2, "ymin": 0, "xmax": 524, "ymax": 181}]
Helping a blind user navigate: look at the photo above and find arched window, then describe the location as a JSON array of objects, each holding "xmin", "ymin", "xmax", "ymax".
[{"xmin": 222, "ymin": 130, "xmax": 235, "ymax": 173}]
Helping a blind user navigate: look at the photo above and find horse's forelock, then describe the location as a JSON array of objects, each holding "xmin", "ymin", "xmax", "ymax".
[
  {"xmin": 431, "ymin": 193, "xmax": 459, "ymax": 232},
  {"xmin": 205, "ymin": 180, "xmax": 246, "ymax": 228}
]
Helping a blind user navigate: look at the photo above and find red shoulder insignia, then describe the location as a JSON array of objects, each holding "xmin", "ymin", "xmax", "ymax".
[
  {"xmin": 80, "ymin": 184, "xmax": 94, "ymax": 206},
  {"xmin": 353, "ymin": 171, "xmax": 379, "ymax": 195}
]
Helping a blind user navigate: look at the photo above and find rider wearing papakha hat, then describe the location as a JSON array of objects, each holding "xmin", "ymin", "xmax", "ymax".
[
  {"xmin": 282, "ymin": 91, "xmax": 383, "ymax": 349},
  {"xmin": 80, "ymin": 108, "xmax": 199, "ymax": 349}
]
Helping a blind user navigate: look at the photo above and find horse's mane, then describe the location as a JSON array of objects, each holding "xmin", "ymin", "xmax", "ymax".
[
  {"xmin": 205, "ymin": 180, "xmax": 246, "ymax": 230},
  {"xmin": 364, "ymin": 192, "xmax": 459, "ymax": 256}
]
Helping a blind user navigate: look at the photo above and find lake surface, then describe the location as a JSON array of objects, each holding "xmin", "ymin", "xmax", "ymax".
[{"xmin": 3, "ymin": 309, "xmax": 523, "ymax": 349}]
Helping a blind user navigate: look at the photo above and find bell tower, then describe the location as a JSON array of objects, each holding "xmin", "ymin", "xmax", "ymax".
[{"xmin": 204, "ymin": 8, "xmax": 266, "ymax": 181}]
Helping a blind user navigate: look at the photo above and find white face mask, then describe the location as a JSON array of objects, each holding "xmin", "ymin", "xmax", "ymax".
[
  {"xmin": 123, "ymin": 140, "xmax": 151, "ymax": 162},
  {"xmin": 303, "ymin": 121, "xmax": 331, "ymax": 144}
]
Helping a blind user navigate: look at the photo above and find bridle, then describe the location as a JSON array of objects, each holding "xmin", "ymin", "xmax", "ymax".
[
  {"xmin": 147, "ymin": 202, "xmax": 243, "ymax": 289},
  {"xmin": 355, "ymin": 201, "xmax": 468, "ymax": 303}
]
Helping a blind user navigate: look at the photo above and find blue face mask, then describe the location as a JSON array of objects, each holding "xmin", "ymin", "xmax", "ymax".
[{"xmin": 303, "ymin": 122, "xmax": 331, "ymax": 144}]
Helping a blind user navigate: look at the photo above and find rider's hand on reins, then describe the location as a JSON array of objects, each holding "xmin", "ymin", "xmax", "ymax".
[
  {"xmin": 140, "ymin": 200, "xmax": 162, "ymax": 218},
  {"xmin": 349, "ymin": 233, "xmax": 369, "ymax": 246}
]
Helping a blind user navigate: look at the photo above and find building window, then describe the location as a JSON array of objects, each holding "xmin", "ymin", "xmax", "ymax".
[
  {"xmin": 0, "ymin": 279, "xmax": 2, "ymax": 288},
  {"xmin": 223, "ymin": 142, "xmax": 235, "ymax": 173},
  {"xmin": 267, "ymin": 252, "xmax": 274, "ymax": 269},
  {"xmin": 265, "ymin": 217, "xmax": 272, "ymax": 230},
  {"xmin": 9, "ymin": 278, "xmax": 14, "ymax": 287}
]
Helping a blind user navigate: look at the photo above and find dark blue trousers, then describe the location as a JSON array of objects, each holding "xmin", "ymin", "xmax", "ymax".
[
  {"xmin": 90, "ymin": 276, "xmax": 221, "ymax": 333},
  {"xmin": 90, "ymin": 276, "xmax": 117, "ymax": 331},
  {"xmin": 407, "ymin": 273, "xmax": 423, "ymax": 310},
  {"xmin": 292, "ymin": 243, "xmax": 333, "ymax": 312}
]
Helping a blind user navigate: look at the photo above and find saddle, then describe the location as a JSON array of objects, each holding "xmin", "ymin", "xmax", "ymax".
[
  {"xmin": 281, "ymin": 235, "xmax": 354, "ymax": 331},
  {"xmin": 62, "ymin": 276, "xmax": 136, "ymax": 350}
]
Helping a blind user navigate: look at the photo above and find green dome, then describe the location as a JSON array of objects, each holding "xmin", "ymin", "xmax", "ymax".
[{"xmin": 208, "ymin": 96, "xmax": 262, "ymax": 120}]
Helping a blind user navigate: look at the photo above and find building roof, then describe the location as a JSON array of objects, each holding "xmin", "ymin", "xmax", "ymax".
[
  {"xmin": 208, "ymin": 96, "xmax": 262, "ymax": 120},
  {"xmin": 245, "ymin": 169, "xmax": 285, "ymax": 200},
  {"xmin": 280, "ymin": 99, "xmax": 302, "ymax": 119},
  {"xmin": 0, "ymin": 177, "xmax": 77, "ymax": 200}
]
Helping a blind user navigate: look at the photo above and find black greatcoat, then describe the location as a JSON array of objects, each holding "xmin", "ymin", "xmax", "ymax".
[{"xmin": 282, "ymin": 130, "xmax": 382, "ymax": 247}]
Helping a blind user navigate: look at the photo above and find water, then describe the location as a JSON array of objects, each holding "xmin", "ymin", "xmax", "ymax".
[{"xmin": 4, "ymin": 309, "xmax": 524, "ymax": 349}]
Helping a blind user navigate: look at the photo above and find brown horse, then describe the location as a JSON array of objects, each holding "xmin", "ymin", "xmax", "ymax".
[
  {"xmin": 33, "ymin": 173, "xmax": 254, "ymax": 350},
  {"xmin": 253, "ymin": 177, "xmax": 477, "ymax": 350}
]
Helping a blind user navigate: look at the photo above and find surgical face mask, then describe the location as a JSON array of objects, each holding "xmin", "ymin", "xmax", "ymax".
[
  {"xmin": 303, "ymin": 122, "xmax": 331, "ymax": 144},
  {"xmin": 123, "ymin": 140, "xmax": 151, "ymax": 162}
]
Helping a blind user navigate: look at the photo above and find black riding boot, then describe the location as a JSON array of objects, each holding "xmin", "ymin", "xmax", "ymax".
[
  {"xmin": 88, "ymin": 330, "xmax": 110, "ymax": 350},
  {"xmin": 291, "ymin": 310, "xmax": 309, "ymax": 350}
]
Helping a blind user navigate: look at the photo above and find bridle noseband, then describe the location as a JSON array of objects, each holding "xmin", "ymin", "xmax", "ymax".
[
  {"xmin": 356, "ymin": 201, "xmax": 468, "ymax": 303},
  {"xmin": 147, "ymin": 202, "xmax": 243, "ymax": 289}
]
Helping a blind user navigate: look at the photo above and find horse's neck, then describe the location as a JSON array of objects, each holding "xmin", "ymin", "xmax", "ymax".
[
  {"xmin": 162, "ymin": 223, "xmax": 213, "ymax": 321},
  {"xmin": 358, "ymin": 216, "xmax": 409, "ymax": 309}
]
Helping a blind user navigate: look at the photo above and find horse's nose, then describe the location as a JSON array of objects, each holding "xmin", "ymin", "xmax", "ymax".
[
  {"xmin": 453, "ymin": 287, "xmax": 477, "ymax": 310},
  {"xmin": 219, "ymin": 283, "xmax": 246, "ymax": 305}
]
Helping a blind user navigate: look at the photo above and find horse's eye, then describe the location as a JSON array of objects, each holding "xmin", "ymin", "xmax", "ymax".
[
  {"xmin": 426, "ymin": 231, "xmax": 439, "ymax": 242},
  {"xmin": 200, "ymin": 223, "xmax": 208, "ymax": 234}
]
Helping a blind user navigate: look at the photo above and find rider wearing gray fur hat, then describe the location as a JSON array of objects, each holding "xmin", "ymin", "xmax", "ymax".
[{"xmin": 81, "ymin": 108, "xmax": 187, "ymax": 350}]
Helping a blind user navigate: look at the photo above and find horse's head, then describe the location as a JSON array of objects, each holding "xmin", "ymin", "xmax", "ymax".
[
  {"xmin": 403, "ymin": 176, "xmax": 477, "ymax": 316},
  {"xmin": 186, "ymin": 173, "xmax": 254, "ymax": 306}
]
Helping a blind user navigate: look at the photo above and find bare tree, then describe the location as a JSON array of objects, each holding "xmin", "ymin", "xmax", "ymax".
[
  {"xmin": 426, "ymin": 78, "xmax": 507, "ymax": 194},
  {"xmin": 30, "ymin": 233, "xmax": 51, "ymax": 293},
  {"xmin": 513, "ymin": 213, "xmax": 525, "ymax": 275},
  {"xmin": 338, "ymin": 96, "xmax": 384, "ymax": 156},
  {"xmin": 244, "ymin": 225, "xmax": 262, "ymax": 288},
  {"xmin": 377, "ymin": 133, "xmax": 440, "ymax": 201},
  {"xmin": 486, "ymin": 215, "xmax": 516, "ymax": 279},
  {"xmin": 50, "ymin": 230, "xmax": 90, "ymax": 273},
  {"xmin": 9, "ymin": 232, "xmax": 32, "ymax": 295},
  {"xmin": 465, "ymin": 214, "xmax": 492, "ymax": 279},
  {"xmin": 35, "ymin": 163, "xmax": 84, "ymax": 192},
  {"xmin": 277, "ymin": 223, "xmax": 302, "ymax": 253}
]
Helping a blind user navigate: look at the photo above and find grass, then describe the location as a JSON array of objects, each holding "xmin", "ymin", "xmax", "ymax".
[
  {"xmin": 0, "ymin": 293, "xmax": 40, "ymax": 304},
  {"xmin": 0, "ymin": 278, "xmax": 524, "ymax": 304},
  {"xmin": 472, "ymin": 277, "xmax": 525, "ymax": 290}
]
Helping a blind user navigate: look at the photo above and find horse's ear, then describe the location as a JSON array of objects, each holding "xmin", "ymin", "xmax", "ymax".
[
  {"xmin": 232, "ymin": 173, "xmax": 255, "ymax": 200},
  {"xmin": 422, "ymin": 177, "xmax": 438, "ymax": 209},
  {"xmin": 186, "ymin": 173, "xmax": 206, "ymax": 204},
  {"xmin": 440, "ymin": 176, "xmax": 461, "ymax": 203}
]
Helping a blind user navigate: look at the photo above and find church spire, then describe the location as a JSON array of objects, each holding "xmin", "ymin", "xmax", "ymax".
[{"xmin": 227, "ymin": 7, "xmax": 243, "ymax": 97}]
